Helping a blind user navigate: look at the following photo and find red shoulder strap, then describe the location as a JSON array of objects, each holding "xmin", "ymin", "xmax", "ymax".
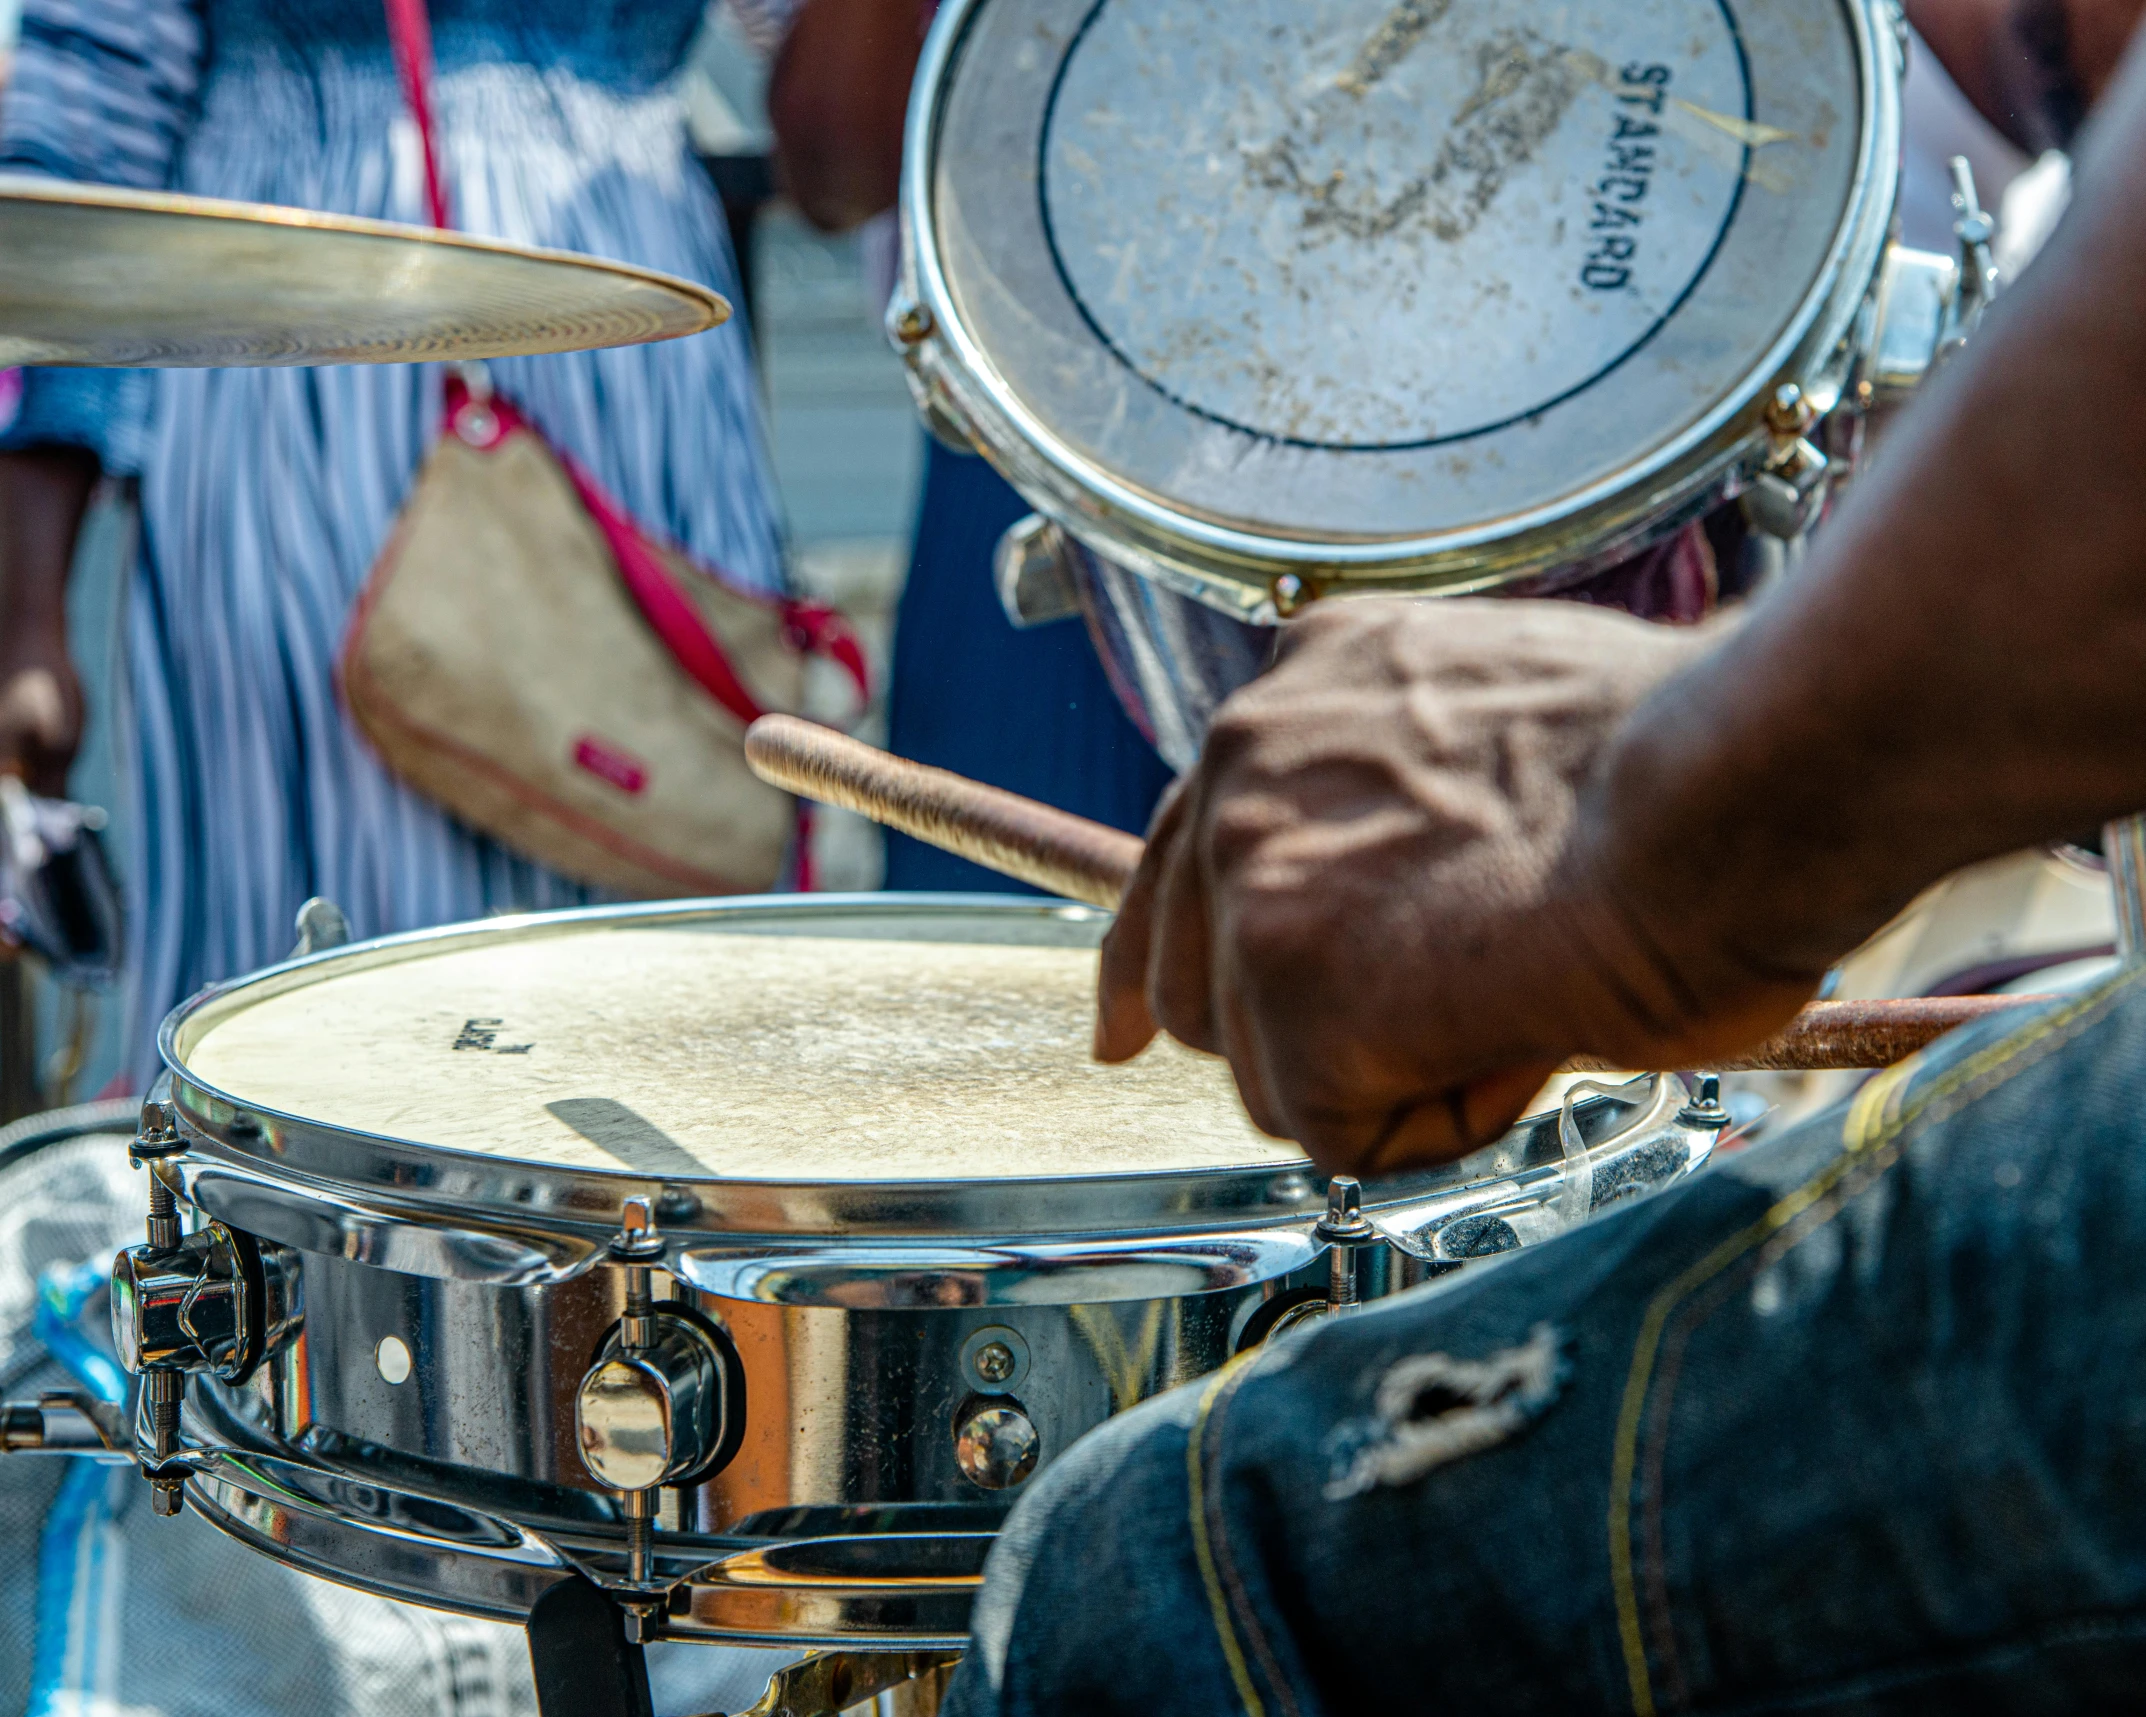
[{"xmin": 383, "ymin": 0, "xmax": 453, "ymax": 229}]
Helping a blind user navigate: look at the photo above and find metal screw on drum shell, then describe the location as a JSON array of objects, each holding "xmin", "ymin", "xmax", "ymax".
[
  {"xmin": 1678, "ymin": 1073, "xmax": 1731, "ymax": 1129},
  {"xmin": 973, "ymin": 1341, "xmax": 1016, "ymax": 1385},
  {"xmin": 143, "ymin": 1167, "xmax": 181, "ymax": 1255},
  {"xmin": 610, "ymin": 1195, "xmax": 664, "ymax": 1263},
  {"xmin": 1271, "ymin": 572, "xmax": 1321, "ymax": 617},
  {"xmin": 889, "ymin": 299, "xmax": 935, "ymax": 345},
  {"xmin": 1763, "ymin": 382, "xmax": 1816, "ymax": 439},
  {"xmin": 143, "ymin": 1368, "xmax": 187, "ymax": 1516}
]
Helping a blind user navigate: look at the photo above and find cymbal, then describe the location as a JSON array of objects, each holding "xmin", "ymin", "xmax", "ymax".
[{"xmin": 0, "ymin": 176, "xmax": 727, "ymax": 367}]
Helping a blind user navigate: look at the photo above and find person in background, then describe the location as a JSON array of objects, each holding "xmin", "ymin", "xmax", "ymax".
[
  {"xmin": 766, "ymin": 0, "xmax": 1177, "ymax": 891},
  {"xmin": 0, "ymin": 0, "xmax": 787, "ymax": 1090}
]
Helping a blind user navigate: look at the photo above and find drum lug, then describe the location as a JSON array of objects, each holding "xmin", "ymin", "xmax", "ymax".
[
  {"xmin": 1856, "ymin": 244, "xmax": 1957, "ymax": 408},
  {"xmin": 1742, "ymin": 384, "xmax": 1832, "ymax": 540},
  {"xmin": 994, "ymin": 514, "xmax": 1082, "ymax": 629},
  {"xmin": 111, "ymin": 1098, "xmax": 298, "ymax": 1515},
  {"xmin": 574, "ymin": 1199, "xmax": 734, "ymax": 1621},
  {"xmin": 1315, "ymin": 1175, "xmax": 1380, "ymax": 1314},
  {"xmin": 290, "ymin": 895, "xmax": 352, "ymax": 957},
  {"xmin": 1854, "ymin": 158, "xmax": 2003, "ymax": 415}
]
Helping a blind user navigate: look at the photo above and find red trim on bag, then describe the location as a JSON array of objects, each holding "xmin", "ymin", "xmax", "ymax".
[
  {"xmin": 383, "ymin": 0, "xmax": 453, "ymax": 230},
  {"xmin": 560, "ymin": 454, "xmax": 770, "ymax": 728},
  {"xmin": 572, "ymin": 736, "xmax": 649, "ymax": 796}
]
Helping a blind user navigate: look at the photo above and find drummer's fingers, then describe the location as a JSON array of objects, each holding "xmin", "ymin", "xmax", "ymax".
[
  {"xmin": 1145, "ymin": 781, "xmax": 1222, "ymax": 1056},
  {"xmin": 1352, "ymin": 1063, "xmax": 1561, "ymax": 1178},
  {"xmin": 1095, "ymin": 878, "xmax": 1159, "ymax": 1065},
  {"xmin": 1095, "ymin": 780, "xmax": 1189, "ymax": 1062},
  {"xmin": 1211, "ymin": 981, "xmax": 1291, "ymax": 1140}
]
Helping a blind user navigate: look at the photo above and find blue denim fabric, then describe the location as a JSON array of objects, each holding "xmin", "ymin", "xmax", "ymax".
[{"xmin": 948, "ymin": 968, "xmax": 2146, "ymax": 1715}]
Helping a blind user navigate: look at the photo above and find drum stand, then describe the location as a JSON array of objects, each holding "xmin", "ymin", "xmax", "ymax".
[{"xmin": 523, "ymin": 1577, "xmax": 957, "ymax": 1717}]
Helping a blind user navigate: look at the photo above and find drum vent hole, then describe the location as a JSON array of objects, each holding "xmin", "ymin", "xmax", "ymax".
[{"xmin": 375, "ymin": 1336, "xmax": 413, "ymax": 1386}]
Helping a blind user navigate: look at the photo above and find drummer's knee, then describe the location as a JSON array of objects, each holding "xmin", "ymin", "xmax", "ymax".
[{"xmin": 952, "ymin": 1381, "xmax": 1214, "ymax": 1715}]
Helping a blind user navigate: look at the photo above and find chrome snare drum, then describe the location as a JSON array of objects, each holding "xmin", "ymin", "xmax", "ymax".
[
  {"xmin": 895, "ymin": 0, "xmax": 1982, "ymax": 762},
  {"xmin": 58, "ymin": 898, "xmax": 1724, "ymax": 1700}
]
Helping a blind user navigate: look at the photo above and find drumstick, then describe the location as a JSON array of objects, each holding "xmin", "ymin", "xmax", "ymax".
[
  {"xmin": 744, "ymin": 715, "xmax": 2041, "ymax": 1072},
  {"xmin": 748, "ymin": 713, "xmax": 1140, "ymax": 908}
]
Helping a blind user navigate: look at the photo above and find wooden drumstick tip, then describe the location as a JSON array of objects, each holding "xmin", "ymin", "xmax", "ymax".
[{"xmin": 745, "ymin": 715, "xmax": 1140, "ymax": 909}]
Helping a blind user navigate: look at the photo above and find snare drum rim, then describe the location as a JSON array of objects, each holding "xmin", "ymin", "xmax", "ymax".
[
  {"xmin": 899, "ymin": 0, "xmax": 1903, "ymax": 611},
  {"xmin": 159, "ymin": 894, "xmax": 1659, "ymax": 1254}
]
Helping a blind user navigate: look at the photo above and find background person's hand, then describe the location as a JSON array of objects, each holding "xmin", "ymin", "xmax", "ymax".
[
  {"xmin": 0, "ymin": 629, "xmax": 84, "ymax": 797},
  {"xmin": 0, "ymin": 448, "xmax": 97, "ymax": 798},
  {"xmin": 1095, "ymin": 599, "xmax": 1820, "ymax": 1177}
]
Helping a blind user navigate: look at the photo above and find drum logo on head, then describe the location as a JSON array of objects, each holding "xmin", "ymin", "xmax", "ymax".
[
  {"xmin": 453, "ymin": 1017, "xmax": 534, "ymax": 1055},
  {"xmin": 1583, "ymin": 64, "xmax": 1670, "ymax": 291}
]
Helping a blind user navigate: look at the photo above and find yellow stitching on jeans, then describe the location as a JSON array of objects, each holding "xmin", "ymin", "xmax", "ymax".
[
  {"xmin": 1606, "ymin": 971, "xmax": 2142, "ymax": 1717},
  {"xmin": 1188, "ymin": 1350, "xmax": 1267, "ymax": 1717}
]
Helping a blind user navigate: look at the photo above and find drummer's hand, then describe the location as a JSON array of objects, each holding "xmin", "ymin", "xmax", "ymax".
[{"xmin": 1095, "ymin": 600, "xmax": 1815, "ymax": 1176}]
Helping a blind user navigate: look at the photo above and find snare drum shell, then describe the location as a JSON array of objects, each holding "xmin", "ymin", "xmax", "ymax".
[{"xmin": 156, "ymin": 897, "xmax": 1719, "ymax": 1645}]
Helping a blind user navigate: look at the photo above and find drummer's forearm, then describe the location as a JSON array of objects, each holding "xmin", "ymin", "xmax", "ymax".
[
  {"xmin": 1593, "ymin": 39, "xmax": 2146, "ymax": 984},
  {"xmin": 1906, "ymin": 0, "xmax": 2141, "ymax": 150},
  {"xmin": 0, "ymin": 448, "xmax": 96, "ymax": 641}
]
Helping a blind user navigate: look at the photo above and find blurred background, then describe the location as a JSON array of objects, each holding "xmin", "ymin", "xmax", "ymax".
[{"xmin": 0, "ymin": 2, "xmax": 924, "ymax": 1117}]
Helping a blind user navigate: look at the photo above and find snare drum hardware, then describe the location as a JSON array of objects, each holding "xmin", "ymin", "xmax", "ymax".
[
  {"xmin": 7, "ymin": 898, "xmax": 1724, "ymax": 1713},
  {"xmin": 894, "ymin": 0, "xmax": 1990, "ymax": 763}
]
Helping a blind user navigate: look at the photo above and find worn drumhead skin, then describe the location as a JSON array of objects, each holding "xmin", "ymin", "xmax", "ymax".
[
  {"xmin": 178, "ymin": 912, "xmax": 1301, "ymax": 1181},
  {"xmin": 912, "ymin": 0, "xmax": 1884, "ymax": 588}
]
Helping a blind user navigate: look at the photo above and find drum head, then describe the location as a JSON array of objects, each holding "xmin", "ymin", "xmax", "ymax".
[
  {"xmin": 173, "ymin": 900, "xmax": 1301, "ymax": 1182},
  {"xmin": 915, "ymin": 0, "xmax": 1881, "ymax": 591}
]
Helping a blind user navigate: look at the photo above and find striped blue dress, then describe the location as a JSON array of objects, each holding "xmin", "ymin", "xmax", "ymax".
[{"xmin": 0, "ymin": 0, "xmax": 785, "ymax": 1085}]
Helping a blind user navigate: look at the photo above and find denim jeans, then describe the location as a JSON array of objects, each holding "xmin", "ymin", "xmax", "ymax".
[{"xmin": 946, "ymin": 967, "xmax": 2146, "ymax": 1715}]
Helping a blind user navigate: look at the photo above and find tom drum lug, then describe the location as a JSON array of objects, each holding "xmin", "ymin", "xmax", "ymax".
[
  {"xmin": 994, "ymin": 513, "xmax": 1083, "ymax": 629},
  {"xmin": 113, "ymin": 1104, "xmax": 297, "ymax": 1516},
  {"xmin": 1856, "ymin": 158, "xmax": 2003, "ymax": 415},
  {"xmin": 1856, "ymin": 242, "xmax": 1958, "ymax": 408},
  {"xmin": 1742, "ymin": 383, "xmax": 1834, "ymax": 541}
]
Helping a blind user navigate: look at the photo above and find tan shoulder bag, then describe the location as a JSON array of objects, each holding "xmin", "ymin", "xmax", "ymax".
[{"xmin": 341, "ymin": 0, "xmax": 863, "ymax": 896}]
